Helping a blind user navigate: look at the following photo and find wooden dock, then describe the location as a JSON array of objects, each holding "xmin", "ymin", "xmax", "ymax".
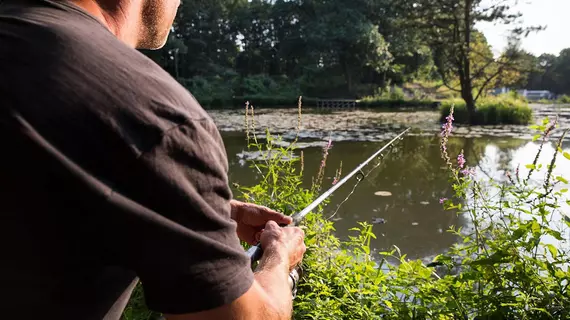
[{"xmin": 316, "ymin": 99, "xmax": 357, "ymax": 111}]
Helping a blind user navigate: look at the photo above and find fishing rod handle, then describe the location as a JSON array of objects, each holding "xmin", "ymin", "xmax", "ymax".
[
  {"xmin": 247, "ymin": 220, "xmax": 296, "ymax": 263},
  {"xmin": 246, "ymin": 244, "xmax": 264, "ymax": 263}
]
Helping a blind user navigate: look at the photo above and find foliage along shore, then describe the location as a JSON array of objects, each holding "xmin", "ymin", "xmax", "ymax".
[{"xmin": 123, "ymin": 100, "xmax": 570, "ymax": 319}]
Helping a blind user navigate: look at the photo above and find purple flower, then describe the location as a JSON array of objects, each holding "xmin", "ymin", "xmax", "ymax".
[
  {"xmin": 440, "ymin": 106, "xmax": 455, "ymax": 167},
  {"xmin": 461, "ymin": 167, "xmax": 476, "ymax": 176},
  {"xmin": 545, "ymin": 118, "xmax": 558, "ymax": 137},
  {"xmin": 457, "ymin": 152, "xmax": 466, "ymax": 169},
  {"xmin": 440, "ymin": 112, "xmax": 455, "ymax": 137},
  {"xmin": 439, "ymin": 198, "xmax": 448, "ymax": 204}
]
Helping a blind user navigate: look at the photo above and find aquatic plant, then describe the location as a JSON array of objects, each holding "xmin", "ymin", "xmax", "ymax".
[
  {"xmin": 125, "ymin": 100, "xmax": 570, "ymax": 319},
  {"xmin": 440, "ymin": 95, "xmax": 533, "ymax": 125}
]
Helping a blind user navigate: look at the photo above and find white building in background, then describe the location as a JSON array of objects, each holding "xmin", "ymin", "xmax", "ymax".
[
  {"xmin": 517, "ymin": 90, "xmax": 556, "ymax": 101},
  {"xmin": 489, "ymin": 87, "xmax": 557, "ymax": 101}
]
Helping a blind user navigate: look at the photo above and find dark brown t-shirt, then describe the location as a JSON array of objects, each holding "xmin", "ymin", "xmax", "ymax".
[{"xmin": 0, "ymin": 0, "xmax": 254, "ymax": 318}]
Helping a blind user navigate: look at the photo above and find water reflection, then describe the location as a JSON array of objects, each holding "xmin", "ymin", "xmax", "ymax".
[
  {"xmin": 222, "ymin": 132, "xmax": 570, "ymax": 262},
  {"xmin": 474, "ymin": 139, "xmax": 570, "ymax": 247}
]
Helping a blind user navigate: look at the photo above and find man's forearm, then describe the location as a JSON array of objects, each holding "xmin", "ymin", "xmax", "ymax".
[{"xmin": 253, "ymin": 245, "xmax": 293, "ymax": 319}]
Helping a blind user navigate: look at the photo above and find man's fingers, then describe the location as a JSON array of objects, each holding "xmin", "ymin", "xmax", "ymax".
[
  {"xmin": 272, "ymin": 212, "xmax": 293, "ymax": 225},
  {"xmin": 259, "ymin": 207, "xmax": 292, "ymax": 224}
]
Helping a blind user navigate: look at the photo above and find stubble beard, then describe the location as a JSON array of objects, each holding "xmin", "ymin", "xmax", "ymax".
[{"xmin": 137, "ymin": 0, "xmax": 177, "ymax": 49}]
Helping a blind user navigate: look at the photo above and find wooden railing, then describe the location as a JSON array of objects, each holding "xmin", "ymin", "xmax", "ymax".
[{"xmin": 316, "ymin": 99, "xmax": 357, "ymax": 110}]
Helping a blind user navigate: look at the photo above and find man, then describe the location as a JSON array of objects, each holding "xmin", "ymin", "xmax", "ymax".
[{"xmin": 0, "ymin": 0, "xmax": 306, "ymax": 319}]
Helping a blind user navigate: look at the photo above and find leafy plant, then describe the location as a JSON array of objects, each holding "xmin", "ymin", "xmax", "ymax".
[
  {"xmin": 236, "ymin": 100, "xmax": 570, "ymax": 319},
  {"xmin": 124, "ymin": 99, "xmax": 570, "ymax": 320},
  {"xmin": 440, "ymin": 95, "xmax": 533, "ymax": 125},
  {"xmin": 557, "ymin": 95, "xmax": 570, "ymax": 104}
]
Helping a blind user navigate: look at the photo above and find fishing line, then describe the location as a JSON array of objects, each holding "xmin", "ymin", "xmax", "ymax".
[{"xmin": 326, "ymin": 140, "xmax": 402, "ymax": 221}]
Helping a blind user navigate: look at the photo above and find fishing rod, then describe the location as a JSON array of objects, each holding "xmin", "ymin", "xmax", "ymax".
[{"xmin": 246, "ymin": 127, "xmax": 411, "ymax": 296}]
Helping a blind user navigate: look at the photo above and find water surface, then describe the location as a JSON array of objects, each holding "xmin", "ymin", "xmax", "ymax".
[
  {"xmin": 212, "ymin": 106, "xmax": 570, "ymax": 263},
  {"xmin": 222, "ymin": 131, "xmax": 570, "ymax": 262}
]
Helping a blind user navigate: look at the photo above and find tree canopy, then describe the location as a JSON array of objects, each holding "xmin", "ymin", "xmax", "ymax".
[{"xmin": 141, "ymin": 0, "xmax": 569, "ymax": 112}]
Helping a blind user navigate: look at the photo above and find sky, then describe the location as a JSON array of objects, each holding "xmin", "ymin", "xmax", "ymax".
[{"xmin": 476, "ymin": 0, "xmax": 570, "ymax": 57}]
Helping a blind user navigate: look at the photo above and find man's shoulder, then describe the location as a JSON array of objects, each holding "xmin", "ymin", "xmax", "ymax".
[
  {"xmin": 1, "ymin": 0, "xmax": 211, "ymax": 124},
  {"xmin": 1, "ymin": 0, "xmax": 218, "ymax": 168}
]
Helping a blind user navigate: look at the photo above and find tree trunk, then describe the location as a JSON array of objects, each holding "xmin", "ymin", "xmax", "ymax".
[
  {"xmin": 462, "ymin": 86, "xmax": 476, "ymax": 124},
  {"xmin": 341, "ymin": 57, "xmax": 353, "ymax": 95},
  {"xmin": 462, "ymin": 0, "xmax": 476, "ymax": 124}
]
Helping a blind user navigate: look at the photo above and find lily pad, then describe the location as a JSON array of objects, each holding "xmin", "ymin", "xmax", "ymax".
[
  {"xmin": 372, "ymin": 218, "xmax": 386, "ymax": 224},
  {"xmin": 374, "ymin": 191, "xmax": 392, "ymax": 197}
]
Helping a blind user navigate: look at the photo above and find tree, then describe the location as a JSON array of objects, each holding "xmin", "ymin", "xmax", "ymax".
[
  {"xmin": 551, "ymin": 49, "xmax": 570, "ymax": 95},
  {"xmin": 368, "ymin": 0, "xmax": 438, "ymax": 84},
  {"xmin": 394, "ymin": 0, "xmax": 542, "ymax": 123},
  {"xmin": 491, "ymin": 38, "xmax": 538, "ymax": 90},
  {"xmin": 523, "ymin": 51, "xmax": 570, "ymax": 95},
  {"xmin": 297, "ymin": 0, "xmax": 392, "ymax": 96}
]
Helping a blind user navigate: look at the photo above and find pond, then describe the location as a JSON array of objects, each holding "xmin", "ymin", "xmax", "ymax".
[{"xmin": 210, "ymin": 106, "xmax": 570, "ymax": 264}]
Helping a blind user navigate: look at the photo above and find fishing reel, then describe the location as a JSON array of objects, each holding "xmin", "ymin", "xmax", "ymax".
[
  {"xmin": 247, "ymin": 243, "xmax": 304, "ymax": 298},
  {"xmin": 288, "ymin": 264, "xmax": 303, "ymax": 298}
]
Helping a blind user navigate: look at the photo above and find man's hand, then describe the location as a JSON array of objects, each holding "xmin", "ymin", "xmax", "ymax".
[
  {"xmin": 259, "ymin": 220, "xmax": 306, "ymax": 272},
  {"xmin": 230, "ymin": 200, "xmax": 293, "ymax": 245}
]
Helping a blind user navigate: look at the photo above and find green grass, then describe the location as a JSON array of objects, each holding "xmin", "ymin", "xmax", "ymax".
[
  {"xmin": 532, "ymin": 95, "xmax": 570, "ymax": 105},
  {"xmin": 357, "ymin": 96, "xmax": 439, "ymax": 109},
  {"xmin": 440, "ymin": 95, "xmax": 533, "ymax": 125},
  {"xmin": 196, "ymin": 95, "xmax": 439, "ymax": 110}
]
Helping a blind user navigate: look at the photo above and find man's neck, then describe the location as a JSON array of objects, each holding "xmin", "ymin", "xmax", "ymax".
[{"xmin": 66, "ymin": 0, "xmax": 139, "ymax": 47}]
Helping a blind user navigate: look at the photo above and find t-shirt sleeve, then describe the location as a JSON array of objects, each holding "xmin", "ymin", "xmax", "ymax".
[{"xmin": 97, "ymin": 117, "xmax": 254, "ymax": 314}]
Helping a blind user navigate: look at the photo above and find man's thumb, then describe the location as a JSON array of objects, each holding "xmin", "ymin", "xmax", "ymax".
[{"xmin": 264, "ymin": 220, "xmax": 279, "ymax": 230}]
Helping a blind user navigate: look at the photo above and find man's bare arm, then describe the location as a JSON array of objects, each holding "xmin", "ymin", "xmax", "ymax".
[{"xmin": 164, "ymin": 221, "xmax": 305, "ymax": 320}]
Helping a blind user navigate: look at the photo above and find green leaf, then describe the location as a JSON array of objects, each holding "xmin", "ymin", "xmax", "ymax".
[
  {"xmin": 564, "ymin": 152, "xmax": 570, "ymax": 160},
  {"xmin": 556, "ymin": 176, "xmax": 568, "ymax": 184},
  {"xmin": 546, "ymin": 244, "xmax": 558, "ymax": 259},
  {"xmin": 548, "ymin": 229, "xmax": 564, "ymax": 241},
  {"xmin": 532, "ymin": 134, "xmax": 541, "ymax": 142},
  {"xmin": 531, "ymin": 221, "xmax": 541, "ymax": 234},
  {"xmin": 561, "ymin": 189, "xmax": 569, "ymax": 193},
  {"xmin": 526, "ymin": 164, "xmax": 536, "ymax": 170},
  {"xmin": 512, "ymin": 227, "xmax": 527, "ymax": 240}
]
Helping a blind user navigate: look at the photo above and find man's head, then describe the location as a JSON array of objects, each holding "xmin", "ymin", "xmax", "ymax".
[{"xmin": 72, "ymin": 0, "xmax": 180, "ymax": 49}]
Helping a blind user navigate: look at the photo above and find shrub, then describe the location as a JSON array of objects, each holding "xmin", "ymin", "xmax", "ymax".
[
  {"xmin": 440, "ymin": 95, "xmax": 533, "ymax": 125},
  {"xmin": 389, "ymin": 86, "xmax": 405, "ymax": 100},
  {"xmin": 358, "ymin": 96, "xmax": 438, "ymax": 109},
  {"xmin": 178, "ymin": 75, "xmax": 304, "ymax": 109},
  {"xmin": 178, "ymin": 76, "xmax": 234, "ymax": 108},
  {"xmin": 124, "ymin": 101, "xmax": 570, "ymax": 320},
  {"xmin": 236, "ymin": 102, "xmax": 570, "ymax": 319},
  {"xmin": 557, "ymin": 95, "xmax": 570, "ymax": 104},
  {"xmin": 233, "ymin": 95, "xmax": 319, "ymax": 108},
  {"xmin": 505, "ymin": 90, "xmax": 529, "ymax": 103}
]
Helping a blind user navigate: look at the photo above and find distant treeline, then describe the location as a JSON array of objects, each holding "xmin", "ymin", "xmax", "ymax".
[{"xmin": 139, "ymin": 0, "xmax": 570, "ymax": 109}]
